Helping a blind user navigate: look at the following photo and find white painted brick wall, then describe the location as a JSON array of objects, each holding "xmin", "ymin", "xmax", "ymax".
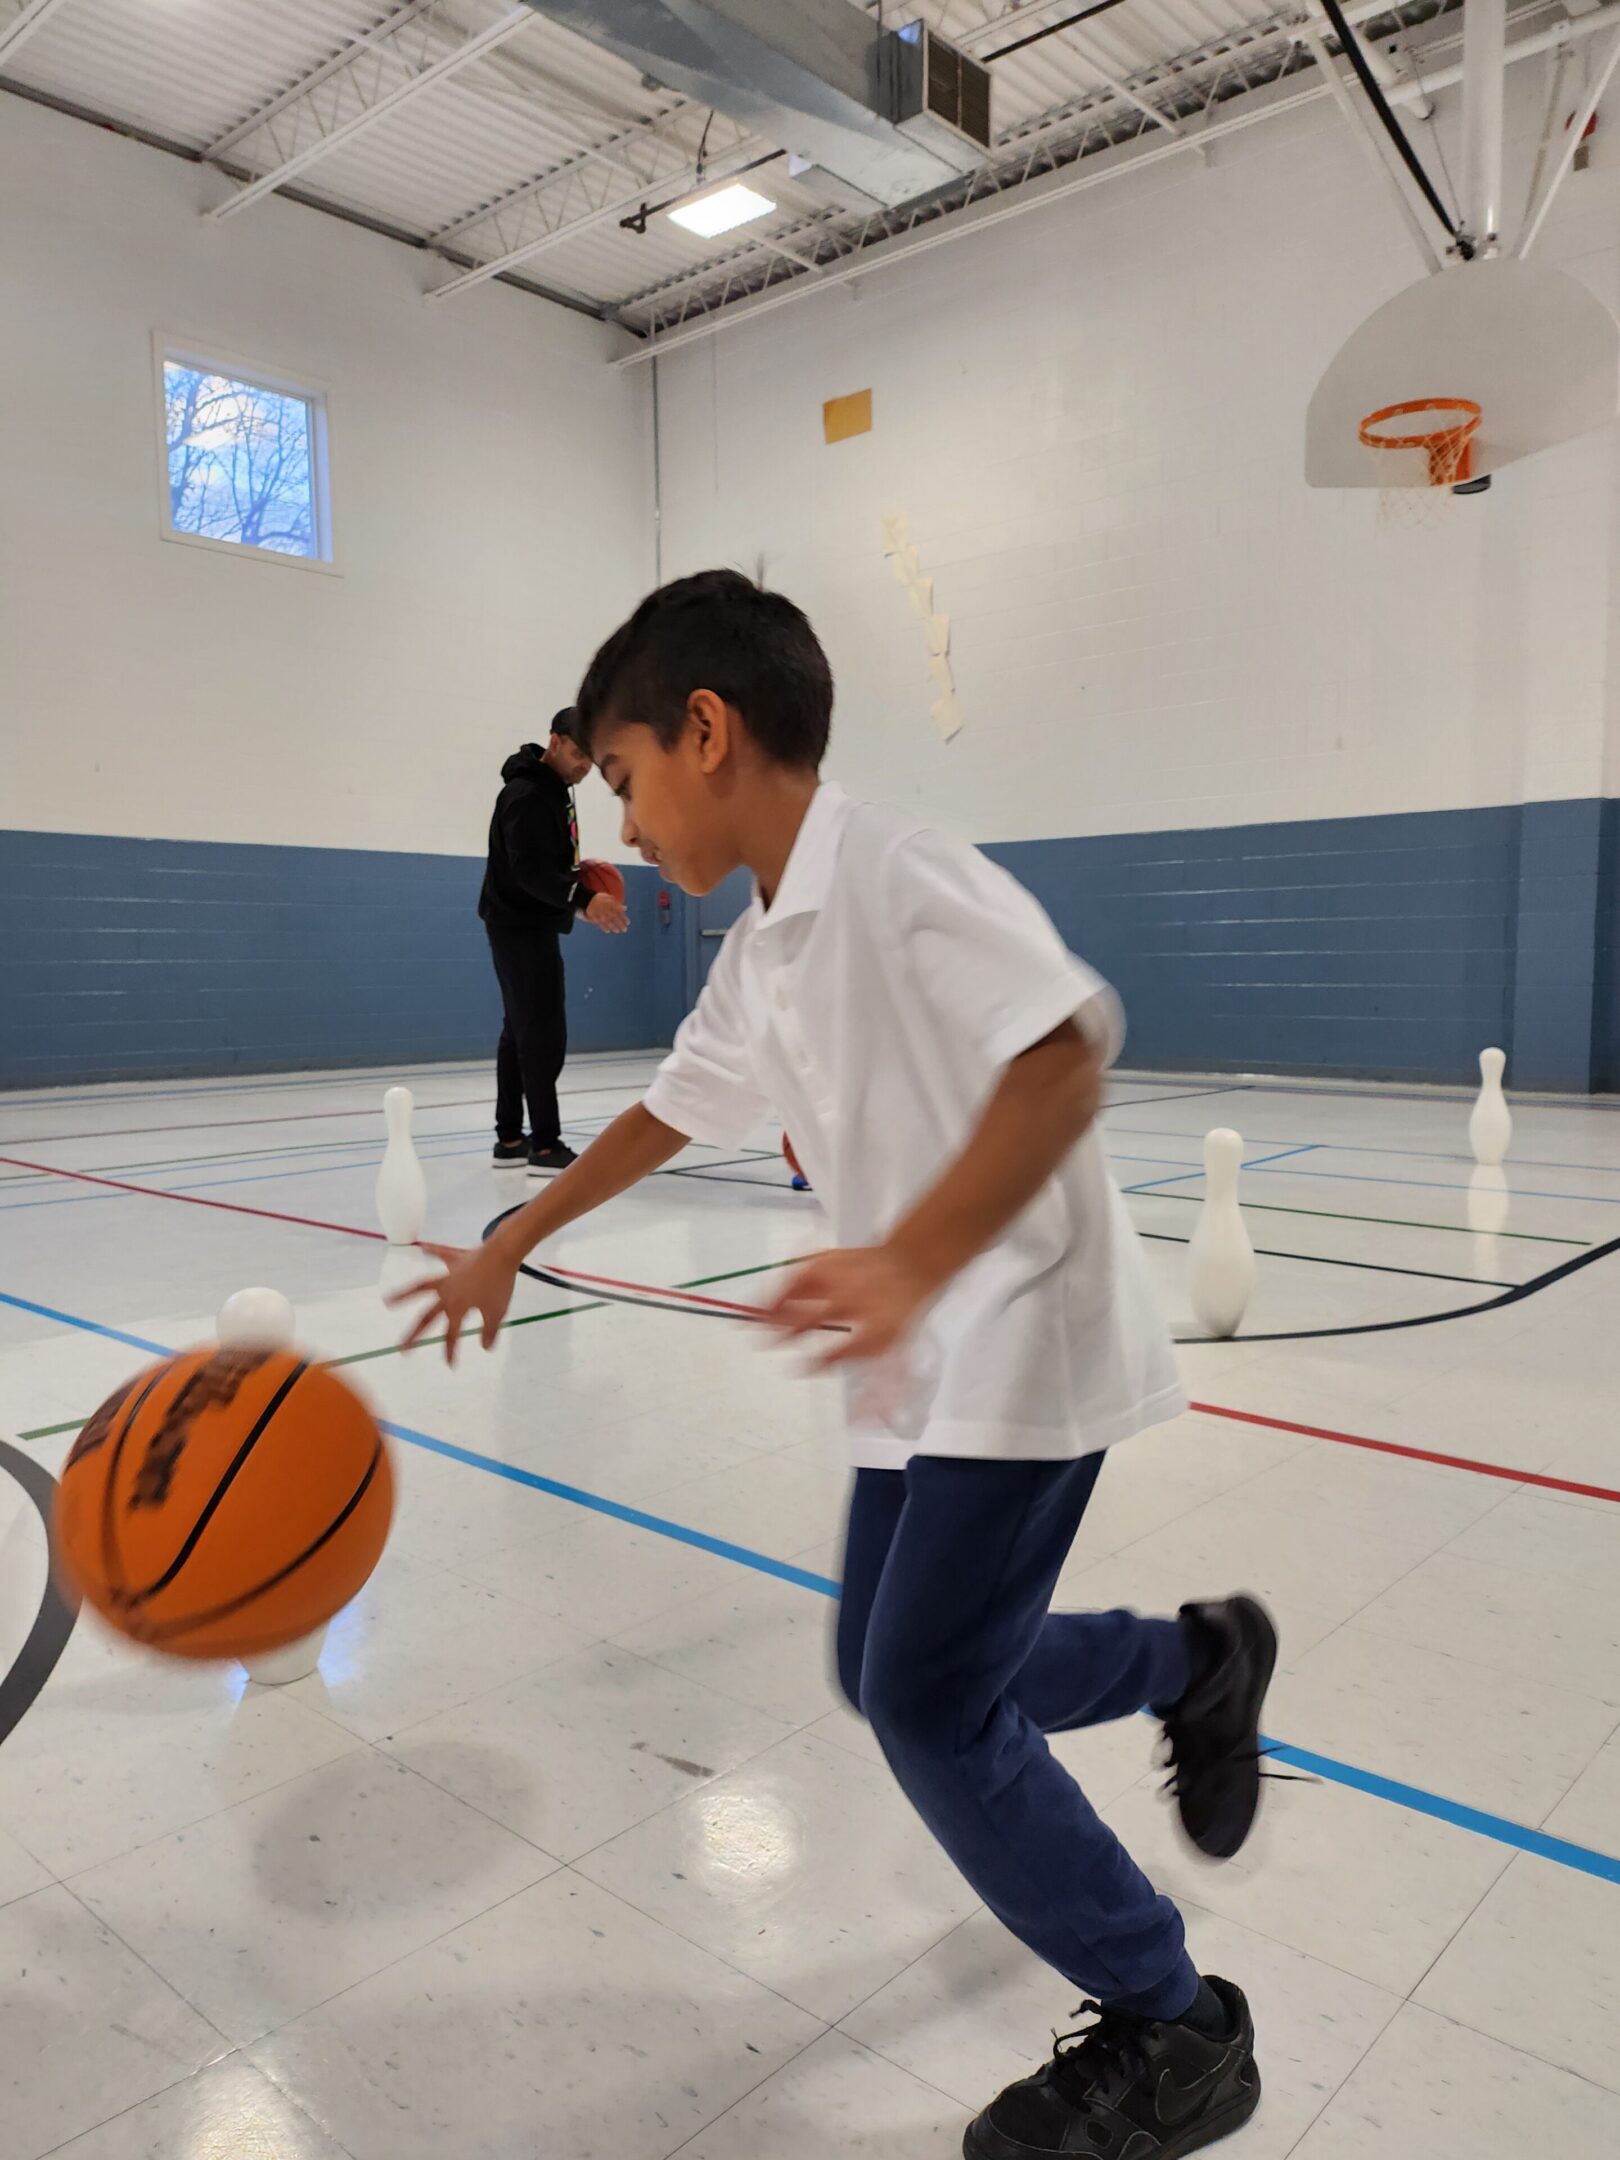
[
  {"xmin": 657, "ymin": 70, "xmax": 1620, "ymax": 841},
  {"xmin": 0, "ymin": 97, "xmax": 652, "ymax": 866}
]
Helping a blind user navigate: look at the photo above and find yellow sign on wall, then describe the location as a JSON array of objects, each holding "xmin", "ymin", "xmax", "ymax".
[{"xmin": 823, "ymin": 389, "xmax": 873, "ymax": 444}]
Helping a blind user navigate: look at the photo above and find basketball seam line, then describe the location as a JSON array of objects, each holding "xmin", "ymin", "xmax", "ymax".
[
  {"xmin": 135, "ymin": 1440, "xmax": 385, "ymax": 1645},
  {"xmin": 101, "ymin": 1362, "xmax": 173, "ymax": 1602},
  {"xmin": 121, "ymin": 1360, "xmax": 309, "ymax": 1612}
]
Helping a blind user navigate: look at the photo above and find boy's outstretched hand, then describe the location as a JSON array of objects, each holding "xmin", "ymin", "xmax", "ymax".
[
  {"xmin": 764, "ymin": 1244, "xmax": 934, "ymax": 1369},
  {"xmin": 388, "ymin": 1240, "xmax": 520, "ymax": 1362}
]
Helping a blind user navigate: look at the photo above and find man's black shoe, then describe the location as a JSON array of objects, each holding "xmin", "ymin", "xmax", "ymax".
[
  {"xmin": 527, "ymin": 1142, "xmax": 578, "ymax": 1176},
  {"xmin": 493, "ymin": 1138, "xmax": 529, "ymax": 1167}
]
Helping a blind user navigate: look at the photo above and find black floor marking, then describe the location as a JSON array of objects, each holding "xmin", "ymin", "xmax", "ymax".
[
  {"xmin": 0, "ymin": 1438, "xmax": 79, "ymax": 1752},
  {"xmin": 666, "ymin": 1167, "xmax": 801, "ymax": 1192},
  {"xmin": 1105, "ymin": 1084, "xmax": 1250, "ymax": 1109},
  {"xmin": 491, "ymin": 1207, "xmax": 1620, "ymax": 1353},
  {"xmin": 1176, "ymin": 1226, "xmax": 1620, "ymax": 1345},
  {"xmin": 1136, "ymin": 1230, "xmax": 1515, "ymax": 1291}
]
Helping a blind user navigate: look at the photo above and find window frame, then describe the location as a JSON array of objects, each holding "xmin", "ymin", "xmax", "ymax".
[{"xmin": 153, "ymin": 334, "xmax": 338, "ymax": 574}]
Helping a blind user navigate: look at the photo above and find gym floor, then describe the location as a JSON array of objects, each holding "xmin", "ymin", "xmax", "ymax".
[{"xmin": 3, "ymin": 1054, "xmax": 1619, "ymax": 2159}]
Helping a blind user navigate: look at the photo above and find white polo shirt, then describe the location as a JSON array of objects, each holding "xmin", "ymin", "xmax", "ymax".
[{"xmin": 644, "ymin": 783, "xmax": 1186, "ymax": 1470}]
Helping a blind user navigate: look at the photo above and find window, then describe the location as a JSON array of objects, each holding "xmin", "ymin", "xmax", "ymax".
[{"xmin": 158, "ymin": 344, "xmax": 333, "ymax": 566}]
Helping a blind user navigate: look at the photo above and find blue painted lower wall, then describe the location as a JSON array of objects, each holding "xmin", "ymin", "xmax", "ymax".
[
  {"xmin": 0, "ymin": 830, "xmax": 680, "ymax": 1090},
  {"xmin": 990, "ymin": 797, "xmax": 1613, "ymax": 1093},
  {"xmin": 3, "ymin": 801, "xmax": 1616, "ymax": 1092}
]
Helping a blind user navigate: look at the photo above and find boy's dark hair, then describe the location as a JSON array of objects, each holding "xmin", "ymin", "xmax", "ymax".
[{"xmin": 575, "ymin": 569, "xmax": 832, "ymax": 768}]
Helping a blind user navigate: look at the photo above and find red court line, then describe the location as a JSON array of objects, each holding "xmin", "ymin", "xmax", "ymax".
[
  {"xmin": 1189, "ymin": 1399, "xmax": 1620, "ymax": 1505},
  {"xmin": 537, "ymin": 1261, "xmax": 769, "ymax": 1318},
  {"xmin": 11, "ymin": 1158, "xmax": 1614, "ymax": 1507},
  {"xmin": 535, "ymin": 1266, "xmax": 1620, "ymax": 1505},
  {"xmin": 0, "ymin": 1156, "xmax": 385, "ymax": 1242}
]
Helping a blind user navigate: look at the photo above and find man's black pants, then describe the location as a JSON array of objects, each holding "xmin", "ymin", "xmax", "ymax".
[{"xmin": 487, "ymin": 925, "xmax": 566, "ymax": 1149}]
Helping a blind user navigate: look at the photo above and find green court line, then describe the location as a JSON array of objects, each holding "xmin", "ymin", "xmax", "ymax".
[
  {"xmin": 15, "ymin": 1256, "xmax": 805, "ymax": 1439},
  {"xmin": 1133, "ymin": 1189, "xmax": 1589, "ymax": 1247}
]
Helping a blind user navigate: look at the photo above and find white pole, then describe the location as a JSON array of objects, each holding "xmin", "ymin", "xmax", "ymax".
[
  {"xmin": 1519, "ymin": 26, "xmax": 1620, "ymax": 256},
  {"xmin": 1461, "ymin": 0, "xmax": 1509, "ymax": 253},
  {"xmin": 1304, "ymin": 26, "xmax": 1442, "ymax": 273}
]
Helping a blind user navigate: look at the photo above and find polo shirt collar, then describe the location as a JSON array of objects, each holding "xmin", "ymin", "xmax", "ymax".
[{"xmin": 757, "ymin": 781, "xmax": 850, "ymax": 928}]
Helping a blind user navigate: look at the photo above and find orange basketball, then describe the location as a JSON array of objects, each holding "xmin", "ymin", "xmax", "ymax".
[
  {"xmin": 578, "ymin": 859, "xmax": 626, "ymax": 903},
  {"xmin": 52, "ymin": 1347, "xmax": 393, "ymax": 1661}
]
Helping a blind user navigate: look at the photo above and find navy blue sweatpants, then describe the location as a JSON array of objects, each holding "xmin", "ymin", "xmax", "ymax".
[{"xmin": 837, "ymin": 1451, "xmax": 1198, "ymax": 2018}]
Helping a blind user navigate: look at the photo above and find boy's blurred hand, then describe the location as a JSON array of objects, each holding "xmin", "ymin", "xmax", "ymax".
[
  {"xmin": 764, "ymin": 1244, "xmax": 934, "ymax": 1370},
  {"xmin": 388, "ymin": 1240, "xmax": 520, "ymax": 1362}
]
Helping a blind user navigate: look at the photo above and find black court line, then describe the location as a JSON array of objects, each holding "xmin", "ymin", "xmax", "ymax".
[
  {"xmin": 1180, "ymin": 1226, "xmax": 1620, "ymax": 1345},
  {"xmin": 1136, "ymin": 1230, "xmax": 1515, "ymax": 1291},
  {"xmin": 0, "ymin": 1439, "xmax": 78, "ymax": 1752},
  {"xmin": 1104, "ymin": 1084, "xmax": 1251, "ymax": 1109},
  {"xmin": 668, "ymin": 1169, "xmax": 1517, "ymax": 1289},
  {"xmin": 498, "ymin": 1201, "xmax": 1617, "ymax": 1349},
  {"xmin": 666, "ymin": 1166, "xmax": 803, "ymax": 1192}
]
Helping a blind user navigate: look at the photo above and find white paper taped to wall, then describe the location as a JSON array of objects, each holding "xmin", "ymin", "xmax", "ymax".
[
  {"xmin": 931, "ymin": 693, "xmax": 965, "ymax": 741},
  {"xmin": 907, "ymin": 577, "xmax": 933, "ymax": 619},
  {"xmin": 926, "ymin": 613, "xmax": 950, "ymax": 657},
  {"xmin": 880, "ymin": 511, "xmax": 910, "ymax": 555},
  {"xmin": 927, "ymin": 654, "xmax": 954, "ymax": 696}
]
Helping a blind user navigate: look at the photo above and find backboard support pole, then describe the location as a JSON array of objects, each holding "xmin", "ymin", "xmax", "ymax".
[
  {"xmin": 1461, "ymin": 0, "xmax": 1507, "ymax": 254},
  {"xmin": 1519, "ymin": 26, "xmax": 1620, "ymax": 257}
]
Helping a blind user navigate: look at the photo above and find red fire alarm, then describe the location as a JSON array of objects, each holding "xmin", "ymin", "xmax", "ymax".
[{"xmin": 1568, "ymin": 108, "xmax": 1599, "ymax": 172}]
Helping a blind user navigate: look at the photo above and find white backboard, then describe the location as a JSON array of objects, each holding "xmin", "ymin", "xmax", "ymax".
[{"xmin": 1305, "ymin": 258, "xmax": 1620, "ymax": 487}]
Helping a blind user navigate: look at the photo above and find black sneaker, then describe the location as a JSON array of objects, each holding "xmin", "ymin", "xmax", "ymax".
[
  {"xmin": 965, "ymin": 1981, "xmax": 1259, "ymax": 2159},
  {"xmin": 527, "ymin": 1142, "xmax": 578, "ymax": 1176},
  {"xmin": 492, "ymin": 1138, "xmax": 529, "ymax": 1167},
  {"xmin": 1161, "ymin": 1594, "xmax": 1279, "ymax": 1860}
]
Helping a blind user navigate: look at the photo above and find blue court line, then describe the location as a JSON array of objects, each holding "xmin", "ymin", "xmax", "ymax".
[
  {"xmin": 0, "ymin": 1292, "xmax": 170, "ymax": 1357},
  {"xmin": 384, "ymin": 1420, "xmax": 841, "ymax": 1597},
  {"xmin": 1110, "ymin": 1123, "xmax": 1620, "ymax": 1182},
  {"xmin": 1118, "ymin": 1144, "xmax": 1319, "ymax": 1196},
  {"xmin": 1260, "ymin": 1739, "xmax": 1620, "ymax": 1886},
  {"xmin": 8, "ymin": 1284, "xmax": 1620, "ymax": 1889},
  {"xmin": 1245, "ymin": 1160, "xmax": 1620, "ymax": 1207}
]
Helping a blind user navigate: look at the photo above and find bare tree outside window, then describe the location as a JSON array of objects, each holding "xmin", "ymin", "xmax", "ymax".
[{"xmin": 162, "ymin": 360, "xmax": 327, "ymax": 560}]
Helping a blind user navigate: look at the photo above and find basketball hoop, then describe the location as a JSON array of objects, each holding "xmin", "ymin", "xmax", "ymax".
[{"xmin": 1359, "ymin": 398, "xmax": 1482, "ymax": 524}]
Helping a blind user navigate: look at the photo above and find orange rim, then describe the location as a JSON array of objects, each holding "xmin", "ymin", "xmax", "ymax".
[{"xmin": 1359, "ymin": 397, "xmax": 1482, "ymax": 485}]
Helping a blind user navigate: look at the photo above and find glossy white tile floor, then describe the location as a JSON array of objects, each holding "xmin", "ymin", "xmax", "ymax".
[{"xmin": 3, "ymin": 1053, "xmax": 1620, "ymax": 2157}]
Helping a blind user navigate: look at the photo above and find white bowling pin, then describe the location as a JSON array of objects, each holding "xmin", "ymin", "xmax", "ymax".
[
  {"xmin": 1469, "ymin": 1047, "xmax": 1512, "ymax": 1166},
  {"xmin": 216, "ymin": 1286, "xmax": 295, "ymax": 1350},
  {"xmin": 1188, "ymin": 1127, "xmax": 1255, "ymax": 1339},
  {"xmin": 376, "ymin": 1085, "xmax": 427, "ymax": 1245}
]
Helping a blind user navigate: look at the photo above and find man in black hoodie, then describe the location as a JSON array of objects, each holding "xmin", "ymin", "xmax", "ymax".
[{"xmin": 479, "ymin": 709, "xmax": 629, "ymax": 1173}]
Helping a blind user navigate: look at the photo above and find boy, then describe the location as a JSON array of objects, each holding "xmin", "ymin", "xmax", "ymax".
[{"xmin": 398, "ymin": 571, "xmax": 1275, "ymax": 2159}]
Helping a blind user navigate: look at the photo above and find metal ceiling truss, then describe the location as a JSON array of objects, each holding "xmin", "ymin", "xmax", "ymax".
[
  {"xmin": 425, "ymin": 104, "xmax": 760, "ymax": 300},
  {"xmin": 0, "ymin": 0, "xmax": 73, "ymax": 65},
  {"xmin": 204, "ymin": 0, "xmax": 532, "ymax": 222},
  {"xmin": 616, "ymin": 0, "xmax": 1455, "ymax": 340}
]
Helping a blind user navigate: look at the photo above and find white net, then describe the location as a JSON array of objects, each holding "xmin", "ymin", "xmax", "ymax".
[{"xmin": 1360, "ymin": 400, "xmax": 1481, "ymax": 529}]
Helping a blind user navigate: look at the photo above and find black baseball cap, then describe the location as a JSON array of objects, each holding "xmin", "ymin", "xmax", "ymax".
[{"xmin": 551, "ymin": 706, "xmax": 583, "ymax": 744}]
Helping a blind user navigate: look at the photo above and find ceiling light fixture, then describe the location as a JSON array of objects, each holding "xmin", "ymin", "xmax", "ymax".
[{"xmin": 667, "ymin": 182, "xmax": 776, "ymax": 238}]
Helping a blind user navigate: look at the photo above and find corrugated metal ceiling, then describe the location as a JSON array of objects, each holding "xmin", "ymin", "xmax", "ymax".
[{"xmin": 1, "ymin": 0, "xmax": 1463, "ymax": 329}]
